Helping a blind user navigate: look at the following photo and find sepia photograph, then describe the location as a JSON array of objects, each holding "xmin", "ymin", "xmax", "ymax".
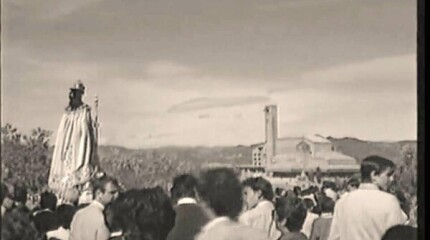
[{"xmin": 1, "ymin": 1, "xmax": 419, "ymax": 240}]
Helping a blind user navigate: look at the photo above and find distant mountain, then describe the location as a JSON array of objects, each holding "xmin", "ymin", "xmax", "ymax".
[
  {"xmin": 47, "ymin": 138, "xmax": 418, "ymax": 190},
  {"xmin": 98, "ymin": 137, "xmax": 416, "ymax": 167},
  {"xmin": 327, "ymin": 137, "xmax": 417, "ymax": 164}
]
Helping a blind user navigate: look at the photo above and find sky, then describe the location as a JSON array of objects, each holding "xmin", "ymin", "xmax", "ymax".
[{"xmin": 1, "ymin": 0, "xmax": 417, "ymax": 148}]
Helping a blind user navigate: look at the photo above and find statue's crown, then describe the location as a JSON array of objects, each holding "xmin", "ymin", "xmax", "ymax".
[{"xmin": 70, "ymin": 80, "xmax": 85, "ymax": 92}]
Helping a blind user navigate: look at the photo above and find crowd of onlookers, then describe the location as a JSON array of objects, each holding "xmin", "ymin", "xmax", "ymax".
[{"xmin": 1, "ymin": 155, "xmax": 418, "ymax": 240}]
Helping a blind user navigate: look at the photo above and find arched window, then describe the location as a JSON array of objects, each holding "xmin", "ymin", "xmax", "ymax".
[{"xmin": 296, "ymin": 141, "xmax": 311, "ymax": 154}]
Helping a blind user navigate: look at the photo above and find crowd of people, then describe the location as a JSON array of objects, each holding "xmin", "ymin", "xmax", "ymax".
[{"xmin": 1, "ymin": 155, "xmax": 418, "ymax": 240}]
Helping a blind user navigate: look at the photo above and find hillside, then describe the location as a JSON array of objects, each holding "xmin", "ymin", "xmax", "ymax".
[
  {"xmin": 327, "ymin": 137, "xmax": 417, "ymax": 165},
  {"xmin": 95, "ymin": 137, "xmax": 416, "ymax": 189},
  {"xmin": 98, "ymin": 137, "xmax": 416, "ymax": 167}
]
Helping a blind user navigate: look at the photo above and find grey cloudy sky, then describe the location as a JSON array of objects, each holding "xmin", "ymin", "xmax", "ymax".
[{"xmin": 1, "ymin": 0, "xmax": 417, "ymax": 148}]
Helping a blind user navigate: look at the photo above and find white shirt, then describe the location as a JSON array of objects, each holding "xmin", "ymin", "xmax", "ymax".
[
  {"xmin": 177, "ymin": 197, "xmax": 197, "ymax": 205},
  {"xmin": 202, "ymin": 217, "xmax": 231, "ymax": 232},
  {"xmin": 239, "ymin": 200, "xmax": 281, "ymax": 240},
  {"xmin": 47, "ymin": 226, "xmax": 70, "ymax": 240},
  {"xmin": 301, "ymin": 211, "xmax": 319, "ymax": 238},
  {"xmin": 328, "ymin": 183, "xmax": 408, "ymax": 240}
]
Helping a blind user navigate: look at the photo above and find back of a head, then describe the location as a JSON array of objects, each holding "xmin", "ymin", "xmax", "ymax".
[
  {"xmin": 56, "ymin": 204, "xmax": 77, "ymax": 229},
  {"xmin": 32, "ymin": 210, "xmax": 60, "ymax": 233},
  {"xmin": 275, "ymin": 196, "xmax": 307, "ymax": 232},
  {"xmin": 242, "ymin": 176, "xmax": 274, "ymax": 201},
  {"xmin": 293, "ymin": 186, "xmax": 301, "ymax": 196},
  {"xmin": 63, "ymin": 187, "xmax": 80, "ymax": 205},
  {"xmin": 40, "ymin": 191, "xmax": 57, "ymax": 211},
  {"xmin": 197, "ymin": 167, "xmax": 243, "ymax": 219},
  {"xmin": 319, "ymin": 195, "xmax": 335, "ymax": 213},
  {"xmin": 361, "ymin": 155, "xmax": 395, "ymax": 182},
  {"xmin": 13, "ymin": 185, "xmax": 27, "ymax": 204},
  {"xmin": 381, "ymin": 225, "xmax": 417, "ymax": 240},
  {"xmin": 170, "ymin": 174, "xmax": 198, "ymax": 203},
  {"xmin": 322, "ymin": 181, "xmax": 337, "ymax": 192},
  {"xmin": 347, "ymin": 177, "xmax": 360, "ymax": 188},
  {"xmin": 106, "ymin": 187, "xmax": 175, "ymax": 240},
  {"xmin": 302, "ymin": 198, "xmax": 315, "ymax": 211}
]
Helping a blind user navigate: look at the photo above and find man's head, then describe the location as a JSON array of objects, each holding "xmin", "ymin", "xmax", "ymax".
[
  {"xmin": 170, "ymin": 174, "xmax": 198, "ymax": 204},
  {"xmin": 319, "ymin": 195, "xmax": 335, "ymax": 213},
  {"xmin": 68, "ymin": 81, "xmax": 85, "ymax": 108},
  {"xmin": 63, "ymin": 187, "xmax": 80, "ymax": 205},
  {"xmin": 347, "ymin": 177, "xmax": 360, "ymax": 192},
  {"xmin": 293, "ymin": 186, "xmax": 301, "ymax": 197},
  {"xmin": 361, "ymin": 155, "xmax": 395, "ymax": 191},
  {"xmin": 196, "ymin": 168, "xmax": 243, "ymax": 219},
  {"xmin": 13, "ymin": 185, "xmax": 27, "ymax": 205},
  {"xmin": 275, "ymin": 196, "xmax": 307, "ymax": 233},
  {"xmin": 242, "ymin": 177, "xmax": 274, "ymax": 209},
  {"xmin": 302, "ymin": 198, "xmax": 315, "ymax": 212},
  {"xmin": 381, "ymin": 225, "xmax": 417, "ymax": 240},
  {"xmin": 92, "ymin": 176, "xmax": 120, "ymax": 206},
  {"xmin": 40, "ymin": 191, "xmax": 57, "ymax": 211}
]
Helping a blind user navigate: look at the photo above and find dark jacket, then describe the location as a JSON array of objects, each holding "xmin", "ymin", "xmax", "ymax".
[{"xmin": 166, "ymin": 203, "xmax": 210, "ymax": 240}]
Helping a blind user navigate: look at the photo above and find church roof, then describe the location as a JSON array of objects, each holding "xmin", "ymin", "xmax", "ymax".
[
  {"xmin": 266, "ymin": 160, "xmax": 360, "ymax": 173},
  {"xmin": 268, "ymin": 152, "xmax": 359, "ymax": 173},
  {"xmin": 304, "ymin": 134, "xmax": 331, "ymax": 143}
]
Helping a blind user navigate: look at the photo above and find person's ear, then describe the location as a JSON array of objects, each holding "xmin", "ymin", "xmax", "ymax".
[
  {"xmin": 194, "ymin": 188, "xmax": 202, "ymax": 203},
  {"xmin": 95, "ymin": 189, "xmax": 103, "ymax": 199},
  {"xmin": 370, "ymin": 170, "xmax": 377, "ymax": 182},
  {"xmin": 256, "ymin": 190, "xmax": 263, "ymax": 199},
  {"xmin": 279, "ymin": 218, "xmax": 287, "ymax": 226}
]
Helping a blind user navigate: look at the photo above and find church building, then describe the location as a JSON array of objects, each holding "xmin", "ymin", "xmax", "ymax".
[{"xmin": 239, "ymin": 105, "xmax": 360, "ymax": 178}]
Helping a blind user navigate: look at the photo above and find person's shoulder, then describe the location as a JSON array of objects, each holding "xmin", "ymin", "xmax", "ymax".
[
  {"xmin": 240, "ymin": 203, "xmax": 270, "ymax": 220},
  {"xmin": 231, "ymin": 222, "xmax": 270, "ymax": 240},
  {"xmin": 363, "ymin": 189, "xmax": 399, "ymax": 202}
]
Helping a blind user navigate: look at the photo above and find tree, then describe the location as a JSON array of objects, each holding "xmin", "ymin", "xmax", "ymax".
[{"xmin": 1, "ymin": 124, "xmax": 52, "ymax": 191}]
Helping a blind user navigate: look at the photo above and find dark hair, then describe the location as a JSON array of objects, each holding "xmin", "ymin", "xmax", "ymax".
[
  {"xmin": 1, "ymin": 183, "xmax": 8, "ymax": 204},
  {"xmin": 196, "ymin": 168, "xmax": 243, "ymax": 219},
  {"xmin": 302, "ymin": 198, "xmax": 315, "ymax": 211},
  {"xmin": 275, "ymin": 188, "xmax": 285, "ymax": 197},
  {"xmin": 275, "ymin": 196, "xmax": 307, "ymax": 232},
  {"xmin": 56, "ymin": 204, "xmax": 77, "ymax": 229},
  {"xmin": 2, "ymin": 209, "xmax": 42, "ymax": 240},
  {"xmin": 13, "ymin": 185, "xmax": 27, "ymax": 204},
  {"xmin": 170, "ymin": 174, "xmax": 197, "ymax": 203},
  {"xmin": 321, "ymin": 181, "xmax": 338, "ymax": 192},
  {"xmin": 319, "ymin": 195, "xmax": 335, "ymax": 213},
  {"xmin": 92, "ymin": 175, "xmax": 119, "ymax": 196},
  {"xmin": 347, "ymin": 177, "xmax": 360, "ymax": 188},
  {"xmin": 293, "ymin": 186, "xmax": 301, "ymax": 196},
  {"xmin": 361, "ymin": 155, "xmax": 395, "ymax": 182},
  {"xmin": 32, "ymin": 211, "xmax": 60, "ymax": 234},
  {"xmin": 301, "ymin": 187, "xmax": 316, "ymax": 197},
  {"xmin": 381, "ymin": 225, "xmax": 417, "ymax": 240},
  {"xmin": 40, "ymin": 192, "xmax": 57, "ymax": 211},
  {"xmin": 242, "ymin": 177, "xmax": 274, "ymax": 201},
  {"xmin": 105, "ymin": 187, "xmax": 175, "ymax": 240}
]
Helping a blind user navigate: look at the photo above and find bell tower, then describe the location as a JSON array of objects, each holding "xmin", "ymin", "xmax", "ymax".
[{"xmin": 264, "ymin": 105, "xmax": 278, "ymax": 165}]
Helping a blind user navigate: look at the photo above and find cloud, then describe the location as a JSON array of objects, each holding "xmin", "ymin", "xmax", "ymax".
[
  {"xmin": 145, "ymin": 61, "xmax": 197, "ymax": 78},
  {"xmin": 267, "ymin": 54, "xmax": 416, "ymax": 95},
  {"xmin": 168, "ymin": 96, "xmax": 270, "ymax": 113},
  {"xmin": 198, "ymin": 114, "xmax": 211, "ymax": 119}
]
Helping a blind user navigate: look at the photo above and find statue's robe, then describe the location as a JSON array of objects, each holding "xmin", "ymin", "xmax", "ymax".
[{"xmin": 48, "ymin": 104, "xmax": 98, "ymax": 194}]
